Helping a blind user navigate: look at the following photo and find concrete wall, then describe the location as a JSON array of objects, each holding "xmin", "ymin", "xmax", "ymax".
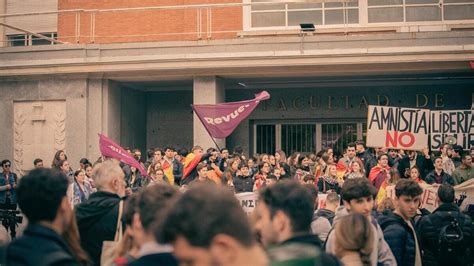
[
  {"xmin": 120, "ymin": 86, "xmax": 147, "ymax": 152},
  {"xmin": 146, "ymin": 90, "xmax": 193, "ymax": 150},
  {"xmin": 0, "ymin": 77, "xmax": 88, "ymax": 170}
]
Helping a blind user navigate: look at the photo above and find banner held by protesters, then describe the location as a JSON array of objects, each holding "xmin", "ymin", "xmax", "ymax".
[
  {"xmin": 367, "ymin": 105, "xmax": 430, "ymax": 151},
  {"xmin": 98, "ymin": 133, "xmax": 147, "ymax": 176},
  {"xmin": 430, "ymin": 109, "xmax": 474, "ymax": 150}
]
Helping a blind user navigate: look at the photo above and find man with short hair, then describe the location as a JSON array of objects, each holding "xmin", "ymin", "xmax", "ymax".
[
  {"xmin": 33, "ymin": 158, "xmax": 43, "ymax": 168},
  {"xmin": 254, "ymin": 180, "xmax": 340, "ymax": 265},
  {"xmin": 162, "ymin": 146, "xmax": 176, "ymax": 185},
  {"xmin": 398, "ymin": 148, "xmax": 433, "ymax": 178},
  {"xmin": 451, "ymin": 145, "xmax": 463, "ymax": 168},
  {"xmin": 325, "ymin": 178, "xmax": 396, "ymax": 266},
  {"xmin": 417, "ymin": 184, "xmax": 473, "ymax": 266},
  {"xmin": 425, "ymin": 157, "xmax": 455, "ymax": 185},
  {"xmin": 219, "ymin": 148, "xmax": 230, "ymax": 171},
  {"xmin": 75, "ymin": 159, "xmax": 127, "ymax": 265},
  {"xmin": 452, "ymin": 154, "xmax": 473, "ymax": 185},
  {"xmin": 159, "ymin": 183, "xmax": 268, "ymax": 266},
  {"xmin": 355, "ymin": 141, "xmax": 376, "ymax": 176},
  {"xmin": 311, "ymin": 191, "xmax": 339, "ymax": 243},
  {"xmin": 190, "ymin": 162, "xmax": 213, "ymax": 184},
  {"xmin": 7, "ymin": 168, "xmax": 77, "ymax": 265},
  {"xmin": 129, "ymin": 184, "xmax": 179, "ymax": 266},
  {"xmin": 336, "ymin": 142, "xmax": 363, "ymax": 179},
  {"xmin": 0, "ymin": 160, "xmax": 17, "ymax": 211},
  {"xmin": 378, "ymin": 179, "xmax": 423, "ymax": 266}
]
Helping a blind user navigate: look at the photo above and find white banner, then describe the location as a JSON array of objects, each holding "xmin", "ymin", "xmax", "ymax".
[
  {"xmin": 430, "ymin": 109, "xmax": 474, "ymax": 150},
  {"xmin": 367, "ymin": 105, "xmax": 430, "ymax": 151},
  {"xmin": 235, "ymin": 192, "xmax": 259, "ymax": 215}
]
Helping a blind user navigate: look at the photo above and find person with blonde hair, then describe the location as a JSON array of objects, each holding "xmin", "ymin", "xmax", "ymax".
[{"xmin": 334, "ymin": 213, "xmax": 374, "ymax": 266}]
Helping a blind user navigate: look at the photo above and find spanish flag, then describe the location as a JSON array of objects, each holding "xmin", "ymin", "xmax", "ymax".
[{"xmin": 182, "ymin": 152, "xmax": 202, "ymax": 181}]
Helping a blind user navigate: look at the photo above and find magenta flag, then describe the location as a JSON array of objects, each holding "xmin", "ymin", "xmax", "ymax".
[
  {"xmin": 192, "ymin": 91, "xmax": 270, "ymax": 138},
  {"xmin": 98, "ymin": 133, "xmax": 147, "ymax": 176}
]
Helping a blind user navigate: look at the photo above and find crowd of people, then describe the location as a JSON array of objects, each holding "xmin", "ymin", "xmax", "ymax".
[{"xmin": 0, "ymin": 140, "xmax": 473, "ymax": 265}]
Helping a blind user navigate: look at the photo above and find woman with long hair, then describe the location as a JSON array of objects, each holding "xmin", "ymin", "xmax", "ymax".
[
  {"xmin": 84, "ymin": 164, "xmax": 96, "ymax": 191},
  {"xmin": 317, "ymin": 164, "xmax": 341, "ymax": 194},
  {"xmin": 63, "ymin": 214, "xmax": 90, "ymax": 266},
  {"xmin": 334, "ymin": 213, "xmax": 374, "ymax": 266},
  {"xmin": 69, "ymin": 170, "xmax": 94, "ymax": 207},
  {"xmin": 275, "ymin": 150, "xmax": 287, "ymax": 164},
  {"xmin": 51, "ymin": 150, "xmax": 67, "ymax": 169},
  {"xmin": 294, "ymin": 155, "xmax": 312, "ymax": 183},
  {"xmin": 409, "ymin": 166, "xmax": 426, "ymax": 184},
  {"xmin": 253, "ymin": 161, "xmax": 271, "ymax": 191},
  {"xmin": 223, "ymin": 158, "xmax": 239, "ymax": 187},
  {"xmin": 345, "ymin": 160, "xmax": 365, "ymax": 179}
]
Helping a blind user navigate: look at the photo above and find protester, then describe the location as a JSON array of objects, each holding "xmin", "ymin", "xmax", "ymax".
[
  {"xmin": 397, "ymin": 148, "xmax": 433, "ymax": 179},
  {"xmin": 356, "ymin": 141, "xmax": 376, "ymax": 176},
  {"xmin": 317, "ymin": 164, "xmax": 341, "ymax": 194},
  {"xmin": 75, "ymin": 160, "xmax": 126, "ymax": 265},
  {"xmin": 325, "ymin": 178, "xmax": 396, "ymax": 266},
  {"xmin": 345, "ymin": 160, "xmax": 365, "ymax": 179},
  {"xmin": 378, "ymin": 179, "xmax": 423, "ymax": 266},
  {"xmin": 417, "ymin": 184, "xmax": 473, "ymax": 266},
  {"xmin": 294, "ymin": 155, "xmax": 312, "ymax": 182},
  {"xmin": 254, "ymin": 180, "xmax": 340, "ymax": 265},
  {"xmin": 334, "ymin": 213, "xmax": 374, "ymax": 266},
  {"xmin": 440, "ymin": 144, "xmax": 456, "ymax": 175},
  {"xmin": 311, "ymin": 191, "xmax": 340, "ymax": 243},
  {"xmin": 33, "ymin": 158, "xmax": 44, "ymax": 168},
  {"xmin": 162, "ymin": 146, "xmax": 176, "ymax": 185},
  {"xmin": 51, "ymin": 150, "xmax": 68, "ymax": 169},
  {"xmin": 0, "ymin": 160, "xmax": 17, "ymax": 211},
  {"xmin": 7, "ymin": 168, "xmax": 77, "ymax": 265},
  {"xmin": 127, "ymin": 166, "xmax": 144, "ymax": 193},
  {"xmin": 223, "ymin": 158, "xmax": 239, "ymax": 187},
  {"xmin": 58, "ymin": 159, "xmax": 73, "ymax": 184},
  {"xmin": 253, "ymin": 161, "xmax": 270, "ymax": 191},
  {"xmin": 337, "ymin": 142, "xmax": 363, "ymax": 179},
  {"xmin": 190, "ymin": 162, "xmax": 213, "ymax": 185},
  {"xmin": 172, "ymin": 149, "xmax": 185, "ymax": 185},
  {"xmin": 409, "ymin": 166, "xmax": 426, "ymax": 184},
  {"xmin": 368, "ymin": 154, "xmax": 391, "ymax": 192},
  {"xmin": 181, "ymin": 146, "xmax": 211, "ymax": 184},
  {"xmin": 234, "ymin": 162, "xmax": 254, "ymax": 193},
  {"xmin": 451, "ymin": 145, "xmax": 463, "ymax": 168},
  {"xmin": 425, "ymin": 157, "xmax": 455, "ymax": 185},
  {"xmin": 128, "ymin": 184, "xmax": 179, "ymax": 266},
  {"xmin": 275, "ymin": 150, "xmax": 286, "ymax": 165},
  {"xmin": 452, "ymin": 153, "xmax": 473, "ymax": 185},
  {"xmin": 159, "ymin": 183, "xmax": 268, "ymax": 266},
  {"xmin": 69, "ymin": 169, "xmax": 94, "ymax": 207}
]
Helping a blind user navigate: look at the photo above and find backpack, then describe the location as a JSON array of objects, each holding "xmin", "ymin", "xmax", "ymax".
[{"xmin": 437, "ymin": 215, "xmax": 465, "ymax": 264}]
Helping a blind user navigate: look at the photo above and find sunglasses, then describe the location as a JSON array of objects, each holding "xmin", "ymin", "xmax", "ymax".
[{"xmin": 3, "ymin": 164, "xmax": 11, "ymax": 167}]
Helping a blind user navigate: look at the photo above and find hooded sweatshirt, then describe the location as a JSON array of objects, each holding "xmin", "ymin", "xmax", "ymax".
[
  {"xmin": 75, "ymin": 191, "xmax": 123, "ymax": 265},
  {"xmin": 325, "ymin": 206, "xmax": 396, "ymax": 266}
]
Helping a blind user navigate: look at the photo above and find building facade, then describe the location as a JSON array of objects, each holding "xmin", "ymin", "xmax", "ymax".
[{"xmin": 0, "ymin": 0, "xmax": 473, "ymax": 174}]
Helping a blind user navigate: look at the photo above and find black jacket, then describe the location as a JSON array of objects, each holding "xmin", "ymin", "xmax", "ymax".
[
  {"xmin": 128, "ymin": 253, "xmax": 178, "ymax": 266},
  {"xmin": 425, "ymin": 170, "xmax": 455, "ymax": 185},
  {"xmin": 75, "ymin": 191, "xmax": 123, "ymax": 266},
  {"xmin": 6, "ymin": 224, "xmax": 78, "ymax": 266},
  {"xmin": 233, "ymin": 175, "xmax": 254, "ymax": 193},
  {"xmin": 417, "ymin": 203, "xmax": 473, "ymax": 266},
  {"xmin": 357, "ymin": 150, "xmax": 376, "ymax": 176},
  {"xmin": 397, "ymin": 154, "xmax": 434, "ymax": 179},
  {"xmin": 378, "ymin": 212, "xmax": 420, "ymax": 266},
  {"xmin": 172, "ymin": 160, "xmax": 183, "ymax": 184}
]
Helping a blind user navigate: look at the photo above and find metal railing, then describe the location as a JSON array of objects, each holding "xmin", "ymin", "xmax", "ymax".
[{"xmin": 0, "ymin": 0, "xmax": 473, "ymax": 46}]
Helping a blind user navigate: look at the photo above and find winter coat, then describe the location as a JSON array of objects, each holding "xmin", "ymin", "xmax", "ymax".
[
  {"xmin": 75, "ymin": 191, "xmax": 124, "ymax": 265},
  {"xmin": 378, "ymin": 212, "xmax": 420, "ymax": 266},
  {"xmin": 317, "ymin": 176, "xmax": 341, "ymax": 194},
  {"xmin": 425, "ymin": 170, "xmax": 455, "ymax": 185},
  {"xmin": 233, "ymin": 175, "xmax": 254, "ymax": 193},
  {"xmin": 326, "ymin": 207, "xmax": 397, "ymax": 266},
  {"xmin": 357, "ymin": 150, "xmax": 376, "ymax": 177},
  {"xmin": 6, "ymin": 224, "xmax": 78, "ymax": 266},
  {"xmin": 417, "ymin": 203, "xmax": 473, "ymax": 266},
  {"xmin": 397, "ymin": 154, "xmax": 434, "ymax": 179}
]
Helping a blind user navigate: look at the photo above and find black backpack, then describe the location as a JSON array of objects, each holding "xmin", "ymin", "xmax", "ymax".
[{"xmin": 437, "ymin": 215, "xmax": 465, "ymax": 264}]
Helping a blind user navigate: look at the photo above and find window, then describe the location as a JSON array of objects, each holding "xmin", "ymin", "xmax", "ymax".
[
  {"xmin": 250, "ymin": 0, "xmax": 359, "ymax": 29},
  {"xmin": 7, "ymin": 32, "xmax": 57, "ymax": 47},
  {"xmin": 254, "ymin": 121, "xmax": 364, "ymax": 155}
]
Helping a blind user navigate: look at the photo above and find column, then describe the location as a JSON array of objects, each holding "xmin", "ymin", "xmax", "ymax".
[
  {"xmin": 0, "ymin": 0, "xmax": 6, "ymax": 47},
  {"xmin": 193, "ymin": 76, "xmax": 225, "ymax": 149}
]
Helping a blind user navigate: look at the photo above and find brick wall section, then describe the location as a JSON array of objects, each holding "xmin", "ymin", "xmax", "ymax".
[{"xmin": 58, "ymin": 0, "xmax": 243, "ymax": 44}]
